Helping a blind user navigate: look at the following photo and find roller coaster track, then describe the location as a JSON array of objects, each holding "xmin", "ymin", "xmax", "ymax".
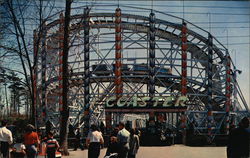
[{"xmin": 34, "ymin": 5, "xmax": 249, "ymax": 140}]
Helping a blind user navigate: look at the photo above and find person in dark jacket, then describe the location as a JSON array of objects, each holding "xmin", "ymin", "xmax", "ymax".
[
  {"xmin": 74, "ymin": 128, "xmax": 83, "ymax": 151},
  {"xmin": 105, "ymin": 136, "xmax": 120, "ymax": 156},
  {"xmin": 227, "ymin": 117, "xmax": 249, "ymax": 158},
  {"xmin": 111, "ymin": 125, "xmax": 119, "ymax": 137}
]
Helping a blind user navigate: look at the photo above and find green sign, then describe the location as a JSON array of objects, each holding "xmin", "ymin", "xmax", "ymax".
[{"xmin": 106, "ymin": 96, "xmax": 188, "ymax": 108}]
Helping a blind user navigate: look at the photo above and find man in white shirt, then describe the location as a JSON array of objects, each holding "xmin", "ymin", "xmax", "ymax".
[
  {"xmin": 117, "ymin": 122, "xmax": 130, "ymax": 158},
  {"xmin": 0, "ymin": 120, "xmax": 13, "ymax": 158},
  {"xmin": 86, "ymin": 124, "xmax": 104, "ymax": 158}
]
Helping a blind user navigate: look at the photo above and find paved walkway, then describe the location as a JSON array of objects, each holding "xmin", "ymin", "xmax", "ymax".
[{"xmin": 67, "ymin": 145, "xmax": 227, "ymax": 158}]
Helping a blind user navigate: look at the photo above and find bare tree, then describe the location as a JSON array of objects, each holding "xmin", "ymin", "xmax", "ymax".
[
  {"xmin": 1, "ymin": 1, "xmax": 74, "ymax": 154},
  {"xmin": 5, "ymin": 0, "xmax": 35, "ymax": 120},
  {"xmin": 59, "ymin": 0, "xmax": 72, "ymax": 155},
  {"xmin": 0, "ymin": 0, "xmax": 57, "ymax": 122}
]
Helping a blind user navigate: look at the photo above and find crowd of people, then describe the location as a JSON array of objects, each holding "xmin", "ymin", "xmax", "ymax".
[
  {"xmin": 86, "ymin": 122, "xmax": 140, "ymax": 158},
  {"xmin": 0, "ymin": 120, "xmax": 140, "ymax": 158},
  {"xmin": 0, "ymin": 120, "xmax": 59, "ymax": 158},
  {"xmin": 1, "ymin": 117, "xmax": 250, "ymax": 158}
]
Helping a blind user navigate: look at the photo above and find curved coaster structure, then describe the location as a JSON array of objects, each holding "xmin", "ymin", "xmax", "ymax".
[{"xmin": 33, "ymin": 5, "xmax": 249, "ymax": 142}]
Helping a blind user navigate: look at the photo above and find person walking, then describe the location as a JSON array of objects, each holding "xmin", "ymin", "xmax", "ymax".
[
  {"xmin": 24, "ymin": 124, "xmax": 40, "ymax": 158},
  {"xmin": 128, "ymin": 129, "xmax": 140, "ymax": 158},
  {"xmin": 45, "ymin": 131, "xmax": 59, "ymax": 158},
  {"xmin": 0, "ymin": 120, "xmax": 13, "ymax": 158},
  {"xmin": 117, "ymin": 122, "xmax": 130, "ymax": 158},
  {"xmin": 86, "ymin": 124, "xmax": 104, "ymax": 158},
  {"xmin": 74, "ymin": 128, "xmax": 83, "ymax": 151},
  {"xmin": 227, "ymin": 117, "xmax": 249, "ymax": 158}
]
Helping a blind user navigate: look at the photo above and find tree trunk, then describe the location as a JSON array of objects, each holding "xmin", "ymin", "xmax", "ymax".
[{"xmin": 59, "ymin": 0, "xmax": 72, "ymax": 156}]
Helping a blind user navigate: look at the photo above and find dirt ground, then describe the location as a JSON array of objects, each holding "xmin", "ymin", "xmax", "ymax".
[{"xmin": 66, "ymin": 145, "xmax": 227, "ymax": 158}]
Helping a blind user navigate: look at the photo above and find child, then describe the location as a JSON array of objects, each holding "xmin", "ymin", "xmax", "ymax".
[
  {"xmin": 11, "ymin": 137, "xmax": 26, "ymax": 158},
  {"xmin": 45, "ymin": 131, "xmax": 59, "ymax": 158}
]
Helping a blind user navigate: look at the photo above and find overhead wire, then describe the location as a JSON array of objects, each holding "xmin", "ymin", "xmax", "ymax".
[
  {"xmin": 5, "ymin": 2, "xmax": 250, "ymax": 15},
  {"xmin": 73, "ymin": 1, "xmax": 250, "ymax": 9},
  {"xmin": 1, "ymin": 2, "xmax": 249, "ymax": 47}
]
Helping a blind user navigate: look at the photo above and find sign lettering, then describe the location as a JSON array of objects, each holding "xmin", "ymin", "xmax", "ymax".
[{"xmin": 106, "ymin": 96, "xmax": 188, "ymax": 108}]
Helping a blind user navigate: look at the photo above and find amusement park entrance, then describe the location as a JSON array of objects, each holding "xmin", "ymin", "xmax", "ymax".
[
  {"xmin": 34, "ymin": 4, "xmax": 249, "ymax": 146},
  {"xmin": 105, "ymin": 104, "xmax": 187, "ymax": 146}
]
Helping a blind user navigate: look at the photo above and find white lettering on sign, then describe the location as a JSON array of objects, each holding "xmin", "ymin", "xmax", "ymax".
[
  {"xmin": 163, "ymin": 96, "xmax": 174, "ymax": 107},
  {"xmin": 106, "ymin": 96, "xmax": 188, "ymax": 108}
]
